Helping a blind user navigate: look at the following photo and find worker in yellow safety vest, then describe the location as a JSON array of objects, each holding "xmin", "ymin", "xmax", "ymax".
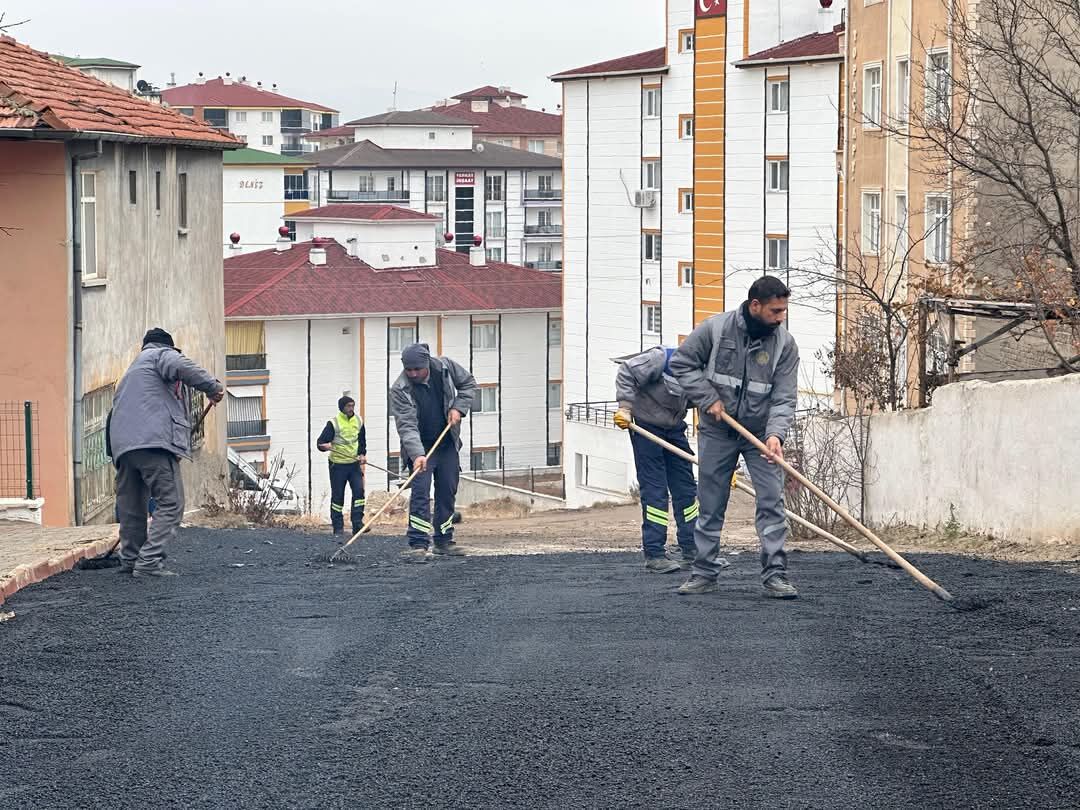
[{"xmin": 316, "ymin": 396, "xmax": 367, "ymax": 535}]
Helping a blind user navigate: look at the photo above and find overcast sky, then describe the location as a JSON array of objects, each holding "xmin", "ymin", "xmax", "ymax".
[{"xmin": 8, "ymin": 0, "xmax": 664, "ymax": 117}]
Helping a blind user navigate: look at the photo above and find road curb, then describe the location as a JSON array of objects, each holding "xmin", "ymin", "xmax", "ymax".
[{"xmin": 0, "ymin": 530, "xmax": 119, "ymax": 606}]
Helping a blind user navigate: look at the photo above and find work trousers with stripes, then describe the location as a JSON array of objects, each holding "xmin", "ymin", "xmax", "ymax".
[
  {"xmin": 406, "ymin": 441, "xmax": 460, "ymax": 549},
  {"xmin": 629, "ymin": 420, "xmax": 699, "ymax": 561},
  {"xmin": 329, "ymin": 461, "xmax": 365, "ymax": 535},
  {"xmin": 692, "ymin": 427, "xmax": 788, "ymax": 582}
]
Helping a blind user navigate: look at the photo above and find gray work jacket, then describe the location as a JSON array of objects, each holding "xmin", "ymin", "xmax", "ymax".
[
  {"xmin": 615, "ymin": 346, "xmax": 689, "ymax": 429},
  {"xmin": 389, "ymin": 356, "xmax": 477, "ymax": 462}
]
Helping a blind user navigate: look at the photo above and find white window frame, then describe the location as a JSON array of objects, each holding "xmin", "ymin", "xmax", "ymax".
[
  {"xmin": 643, "ymin": 304, "xmax": 662, "ymax": 335},
  {"xmin": 537, "ymin": 244, "xmax": 554, "ymax": 262},
  {"xmin": 386, "ymin": 176, "xmax": 396, "ymax": 192},
  {"xmin": 387, "ymin": 324, "xmax": 418, "ymax": 353},
  {"xmin": 767, "ymin": 160, "xmax": 790, "ymax": 193},
  {"xmin": 548, "ymin": 318, "xmax": 562, "ymax": 346},
  {"xmin": 680, "ymin": 31, "xmax": 695, "ymax": 53},
  {"xmin": 642, "ymin": 160, "xmax": 661, "ymax": 190},
  {"xmin": 895, "ymin": 193, "xmax": 909, "ymax": 254},
  {"xmin": 528, "ymin": 139, "xmax": 546, "ymax": 154},
  {"xmin": 680, "ymin": 189, "xmax": 694, "ymax": 212},
  {"xmin": 485, "ymin": 174, "xmax": 504, "ymax": 202},
  {"xmin": 680, "ymin": 263, "xmax": 694, "ymax": 286},
  {"xmin": 643, "ymin": 233, "xmax": 662, "ymax": 262},
  {"xmin": 235, "ymin": 110, "xmax": 247, "ymax": 123},
  {"xmin": 261, "ymin": 135, "xmax": 274, "ymax": 146},
  {"xmin": 925, "ymin": 194, "xmax": 951, "ymax": 265},
  {"xmin": 862, "ymin": 191, "xmax": 882, "ymax": 255},
  {"xmin": 643, "ymin": 87, "xmax": 661, "ymax": 119},
  {"xmin": 926, "ymin": 50, "xmax": 952, "ymax": 125},
  {"xmin": 79, "ymin": 172, "xmax": 99, "ymax": 279},
  {"xmin": 486, "ymin": 246, "xmax": 504, "ymax": 262},
  {"xmin": 680, "ymin": 116, "xmax": 694, "ymax": 139},
  {"xmin": 471, "ymin": 323, "xmax": 499, "ymax": 350},
  {"xmin": 863, "ymin": 64, "xmax": 883, "ymax": 129},
  {"xmin": 428, "ymin": 131, "xmax": 436, "ymax": 140},
  {"xmin": 475, "ymin": 387, "xmax": 499, "ymax": 413},
  {"xmin": 261, "ymin": 111, "xmax": 273, "ymax": 123},
  {"xmin": 485, "ymin": 211, "xmax": 505, "ymax": 239},
  {"xmin": 767, "ymin": 238, "xmax": 789, "ymax": 271},
  {"xmin": 896, "ymin": 57, "xmax": 911, "ymax": 126},
  {"xmin": 357, "ymin": 174, "xmax": 374, "ymax": 193},
  {"xmin": 471, "ymin": 448, "xmax": 500, "ymax": 471},
  {"xmin": 768, "ymin": 80, "xmax": 789, "ymax": 113},
  {"xmin": 547, "ymin": 381, "xmax": 562, "ymax": 409},
  {"xmin": 426, "ymin": 174, "xmax": 446, "ymax": 202}
]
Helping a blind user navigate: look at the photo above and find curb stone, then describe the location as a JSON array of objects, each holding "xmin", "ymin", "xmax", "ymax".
[{"xmin": 0, "ymin": 530, "xmax": 119, "ymax": 607}]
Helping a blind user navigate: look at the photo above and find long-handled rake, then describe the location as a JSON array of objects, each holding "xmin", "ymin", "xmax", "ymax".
[{"xmin": 323, "ymin": 422, "xmax": 454, "ymax": 565}]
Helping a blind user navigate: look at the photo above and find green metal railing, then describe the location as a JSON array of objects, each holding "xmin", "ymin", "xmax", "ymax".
[{"xmin": 1, "ymin": 401, "xmax": 39, "ymax": 499}]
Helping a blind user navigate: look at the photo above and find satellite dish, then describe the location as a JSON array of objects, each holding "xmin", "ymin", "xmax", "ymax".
[
  {"xmin": 474, "ymin": 143, "xmax": 485, "ymax": 153},
  {"xmin": 136, "ymin": 79, "xmax": 150, "ymax": 92}
]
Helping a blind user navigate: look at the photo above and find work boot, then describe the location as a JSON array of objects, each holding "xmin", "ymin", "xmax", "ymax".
[
  {"xmin": 645, "ymin": 557, "xmax": 682, "ymax": 574},
  {"xmin": 433, "ymin": 543, "xmax": 466, "ymax": 557},
  {"xmin": 132, "ymin": 567, "xmax": 179, "ymax": 578},
  {"xmin": 677, "ymin": 575, "xmax": 718, "ymax": 595},
  {"xmin": 676, "ymin": 549, "xmax": 696, "ymax": 570},
  {"xmin": 762, "ymin": 573, "xmax": 799, "ymax": 599},
  {"xmin": 401, "ymin": 547, "xmax": 433, "ymax": 564}
]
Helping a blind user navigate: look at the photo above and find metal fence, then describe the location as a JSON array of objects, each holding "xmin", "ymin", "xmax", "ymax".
[
  {"xmin": 565, "ymin": 401, "xmax": 621, "ymax": 428},
  {"xmin": 0, "ymin": 401, "xmax": 40, "ymax": 499}
]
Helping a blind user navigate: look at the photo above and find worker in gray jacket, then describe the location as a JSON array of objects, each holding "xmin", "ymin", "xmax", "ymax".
[
  {"xmin": 108, "ymin": 328, "xmax": 224, "ymax": 577},
  {"xmin": 390, "ymin": 343, "xmax": 477, "ymax": 562},
  {"xmin": 670, "ymin": 276, "xmax": 800, "ymax": 599},
  {"xmin": 613, "ymin": 347, "xmax": 699, "ymax": 573}
]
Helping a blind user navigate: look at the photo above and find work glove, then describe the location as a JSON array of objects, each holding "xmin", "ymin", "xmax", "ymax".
[
  {"xmin": 730, "ymin": 472, "xmax": 738, "ymax": 489},
  {"xmin": 613, "ymin": 408, "xmax": 632, "ymax": 430}
]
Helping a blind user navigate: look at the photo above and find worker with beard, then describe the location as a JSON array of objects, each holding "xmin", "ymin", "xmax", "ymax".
[{"xmin": 669, "ymin": 276, "xmax": 801, "ymax": 599}]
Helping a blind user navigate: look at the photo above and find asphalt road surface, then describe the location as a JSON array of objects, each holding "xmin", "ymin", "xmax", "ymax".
[{"xmin": 1, "ymin": 528, "xmax": 1078, "ymax": 809}]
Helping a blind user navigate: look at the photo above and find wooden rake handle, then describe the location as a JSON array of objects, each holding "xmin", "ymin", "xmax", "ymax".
[
  {"xmin": 718, "ymin": 411, "xmax": 953, "ymax": 602},
  {"xmin": 627, "ymin": 422, "xmax": 866, "ymax": 562},
  {"xmin": 336, "ymin": 421, "xmax": 454, "ymax": 554}
]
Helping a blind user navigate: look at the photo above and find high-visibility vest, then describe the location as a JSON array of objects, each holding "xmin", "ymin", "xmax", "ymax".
[{"xmin": 330, "ymin": 412, "xmax": 362, "ymax": 464}]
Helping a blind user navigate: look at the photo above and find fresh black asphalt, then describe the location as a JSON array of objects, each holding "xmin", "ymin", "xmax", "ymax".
[{"xmin": 1, "ymin": 528, "xmax": 1079, "ymax": 809}]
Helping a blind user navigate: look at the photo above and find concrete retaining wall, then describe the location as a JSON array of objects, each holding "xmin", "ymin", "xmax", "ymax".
[
  {"xmin": 865, "ymin": 375, "xmax": 1080, "ymax": 542},
  {"xmin": 457, "ymin": 476, "xmax": 566, "ymax": 513}
]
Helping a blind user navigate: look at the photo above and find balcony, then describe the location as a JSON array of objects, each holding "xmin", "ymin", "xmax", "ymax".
[
  {"xmin": 226, "ymin": 354, "xmax": 266, "ymax": 371},
  {"xmin": 524, "ymin": 188, "xmax": 562, "ymax": 203},
  {"xmin": 284, "ymin": 188, "xmax": 310, "ymax": 200},
  {"xmin": 525, "ymin": 260, "xmax": 562, "ymax": 271},
  {"xmin": 227, "ymin": 419, "xmax": 268, "ymax": 440},
  {"xmin": 327, "ymin": 189, "xmax": 410, "ymax": 202},
  {"xmin": 280, "ymin": 111, "xmax": 310, "ymax": 132},
  {"xmin": 524, "ymin": 224, "xmax": 563, "ymax": 238},
  {"xmin": 280, "ymin": 144, "xmax": 317, "ymax": 157}
]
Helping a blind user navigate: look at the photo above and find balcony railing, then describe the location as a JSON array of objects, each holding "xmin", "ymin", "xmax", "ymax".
[
  {"xmin": 226, "ymin": 354, "xmax": 267, "ymax": 371},
  {"xmin": 284, "ymin": 188, "xmax": 309, "ymax": 200},
  {"xmin": 227, "ymin": 419, "xmax": 268, "ymax": 439},
  {"xmin": 524, "ymin": 189, "xmax": 563, "ymax": 202},
  {"xmin": 565, "ymin": 401, "xmax": 619, "ymax": 428},
  {"xmin": 525, "ymin": 260, "xmax": 563, "ymax": 270},
  {"xmin": 327, "ymin": 189, "xmax": 410, "ymax": 202},
  {"xmin": 280, "ymin": 145, "xmax": 317, "ymax": 157},
  {"xmin": 524, "ymin": 224, "xmax": 563, "ymax": 236}
]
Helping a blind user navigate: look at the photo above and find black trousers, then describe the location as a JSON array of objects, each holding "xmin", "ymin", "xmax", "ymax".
[{"xmin": 329, "ymin": 461, "xmax": 365, "ymax": 533}]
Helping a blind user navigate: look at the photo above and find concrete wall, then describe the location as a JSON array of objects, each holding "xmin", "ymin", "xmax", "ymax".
[
  {"xmin": 357, "ymin": 124, "xmax": 473, "ymax": 150},
  {"xmin": 223, "ymin": 164, "xmax": 286, "ymax": 253},
  {"xmin": 864, "ymin": 376, "xmax": 1080, "ymax": 542}
]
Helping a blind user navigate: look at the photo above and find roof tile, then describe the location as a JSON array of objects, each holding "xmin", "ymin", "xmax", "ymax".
[
  {"xmin": 551, "ymin": 47, "xmax": 667, "ymax": 80},
  {"xmin": 161, "ymin": 78, "xmax": 336, "ymax": 113}
]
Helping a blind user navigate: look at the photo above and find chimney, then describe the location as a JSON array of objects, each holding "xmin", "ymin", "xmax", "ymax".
[
  {"xmin": 817, "ymin": 2, "xmax": 834, "ymax": 35},
  {"xmin": 275, "ymin": 237, "xmax": 292, "ymax": 252},
  {"xmin": 309, "ymin": 239, "xmax": 328, "ymax": 266},
  {"xmin": 195, "ymin": 71, "xmax": 205, "ymax": 85},
  {"xmin": 469, "ymin": 246, "xmax": 486, "ymax": 267},
  {"xmin": 223, "ymin": 72, "xmax": 233, "ymax": 85},
  {"xmin": 168, "ymin": 72, "xmax": 176, "ymax": 88}
]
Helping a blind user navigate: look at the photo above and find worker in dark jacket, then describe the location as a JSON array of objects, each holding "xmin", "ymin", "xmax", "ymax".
[
  {"xmin": 670, "ymin": 276, "xmax": 800, "ymax": 599},
  {"xmin": 316, "ymin": 395, "xmax": 367, "ymax": 536},
  {"xmin": 109, "ymin": 328, "xmax": 223, "ymax": 577},
  {"xmin": 389, "ymin": 343, "xmax": 477, "ymax": 562},
  {"xmin": 613, "ymin": 347, "xmax": 699, "ymax": 573}
]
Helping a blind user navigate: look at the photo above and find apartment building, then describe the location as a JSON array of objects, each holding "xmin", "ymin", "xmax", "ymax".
[
  {"xmin": 163, "ymin": 76, "xmax": 338, "ymax": 156},
  {"xmin": 222, "ymin": 147, "xmax": 313, "ymax": 255},
  {"xmin": 222, "ymin": 205, "xmax": 562, "ymax": 513},
  {"xmin": 301, "ymin": 111, "xmax": 563, "ymax": 269}
]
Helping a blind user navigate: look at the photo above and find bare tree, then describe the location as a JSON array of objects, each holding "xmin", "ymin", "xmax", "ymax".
[{"xmin": 0, "ymin": 11, "xmax": 29, "ymax": 32}]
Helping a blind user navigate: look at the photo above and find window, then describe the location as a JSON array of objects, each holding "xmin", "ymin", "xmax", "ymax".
[
  {"xmin": 864, "ymin": 65, "xmax": 882, "ymax": 128},
  {"xmin": 862, "ymin": 191, "xmax": 882, "ymax": 254},
  {"xmin": 471, "ymin": 448, "xmax": 499, "ymax": 471},
  {"xmin": 177, "ymin": 172, "xmax": 188, "ymax": 230},
  {"xmin": 235, "ymin": 110, "xmax": 247, "ymax": 123},
  {"xmin": 426, "ymin": 175, "xmax": 446, "ymax": 202},
  {"xmin": 547, "ymin": 443, "xmax": 562, "ymax": 466},
  {"xmin": 642, "ymin": 160, "xmax": 661, "ymax": 190},
  {"xmin": 485, "ymin": 174, "xmax": 504, "ymax": 202},
  {"xmin": 261, "ymin": 111, "xmax": 274, "ymax": 123},
  {"xmin": 643, "ymin": 87, "xmax": 661, "ymax": 118},
  {"xmin": 547, "ymin": 381, "xmax": 562, "ymax": 409},
  {"xmin": 388, "ymin": 324, "xmax": 418, "ymax": 352},
  {"xmin": 528, "ymin": 139, "xmax": 546, "ymax": 153},
  {"xmin": 358, "ymin": 175, "xmax": 374, "ymax": 193},
  {"xmin": 472, "ymin": 322, "xmax": 499, "ymax": 350},
  {"xmin": 387, "ymin": 455, "xmax": 404, "ymax": 476},
  {"xmin": 896, "ymin": 194, "xmax": 909, "ymax": 252},
  {"xmin": 386, "ymin": 176, "xmax": 396, "ymax": 192},
  {"xmin": 679, "ymin": 30, "xmax": 695, "ymax": 53},
  {"xmin": 262, "ymin": 135, "xmax": 274, "ymax": 146},
  {"xmin": 485, "ymin": 211, "xmax": 505, "ymax": 239},
  {"xmin": 284, "ymin": 174, "xmax": 308, "ymax": 200},
  {"xmin": 769, "ymin": 80, "xmax": 789, "ymax": 113},
  {"xmin": 680, "ymin": 115, "xmax": 694, "ymax": 139},
  {"xmin": 768, "ymin": 159, "xmax": 789, "ymax": 192},
  {"xmin": 79, "ymin": 172, "xmax": 98, "ymax": 278},
  {"xmin": 926, "ymin": 51, "xmax": 951, "ymax": 124},
  {"xmin": 486, "ymin": 247, "xmax": 504, "ymax": 262},
  {"xmin": 679, "ymin": 262, "xmax": 694, "ymax": 286},
  {"xmin": 177, "ymin": 107, "xmax": 194, "ymax": 117},
  {"xmin": 679, "ymin": 189, "xmax": 694, "ymax": 212},
  {"xmin": 537, "ymin": 210, "xmax": 553, "ymax": 228},
  {"xmin": 643, "ymin": 232, "xmax": 662, "ymax": 261},
  {"xmin": 475, "ymin": 387, "xmax": 499, "ymax": 413},
  {"xmin": 284, "ymin": 220, "xmax": 297, "ymax": 241},
  {"xmin": 154, "ymin": 171, "xmax": 161, "ymax": 212},
  {"xmin": 537, "ymin": 174, "xmax": 553, "ymax": 193},
  {"xmin": 537, "ymin": 244, "xmax": 554, "ymax": 263},
  {"xmin": 428, "ymin": 131, "xmax": 436, "ymax": 140},
  {"xmin": 203, "ymin": 108, "xmax": 228, "ymax": 128},
  {"xmin": 925, "ymin": 195, "xmax": 950, "ymax": 264},
  {"xmin": 767, "ymin": 238, "xmax": 789, "ymax": 270},
  {"xmin": 128, "ymin": 170, "xmax": 137, "ymax": 205},
  {"xmin": 896, "ymin": 58, "xmax": 911, "ymax": 125},
  {"xmin": 643, "ymin": 304, "xmax": 662, "ymax": 334},
  {"xmin": 548, "ymin": 317, "xmax": 562, "ymax": 345}
]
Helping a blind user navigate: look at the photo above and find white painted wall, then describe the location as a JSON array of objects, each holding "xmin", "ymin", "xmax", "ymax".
[
  {"xmin": 81, "ymin": 65, "xmax": 136, "ymax": 91},
  {"xmin": 228, "ymin": 110, "xmax": 281, "ymax": 153},
  {"xmin": 223, "ymin": 165, "xmax": 287, "ymax": 254},
  {"xmin": 353, "ymin": 124, "xmax": 473, "ymax": 150},
  {"xmin": 564, "ymin": 420, "xmax": 636, "ymax": 509},
  {"xmin": 293, "ymin": 220, "xmax": 439, "ymax": 268},
  {"xmin": 865, "ymin": 377, "xmax": 1080, "ymax": 542}
]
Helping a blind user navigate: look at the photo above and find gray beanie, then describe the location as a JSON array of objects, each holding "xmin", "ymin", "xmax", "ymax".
[{"xmin": 401, "ymin": 343, "xmax": 431, "ymax": 369}]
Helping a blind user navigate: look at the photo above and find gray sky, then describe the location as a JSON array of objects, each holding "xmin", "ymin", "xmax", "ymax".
[{"xmin": 9, "ymin": 0, "xmax": 664, "ymax": 117}]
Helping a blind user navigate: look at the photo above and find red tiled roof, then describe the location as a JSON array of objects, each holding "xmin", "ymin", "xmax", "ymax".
[
  {"xmin": 225, "ymin": 241, "xmax": 562, "ymax": 318},
  {"xmin": 306, "ymin": 124, "xmax": 355, "ymax": 138},
  {"xmin": 290, "ymin": 204, "xmax": 439, "ymax": 222},
  {"xmin": 0, "ymin": 36, "xmax": 237, "ymax": 146},
  {"xmin": 737, "ymin": 24, "xmax": 844, "ymax": 65},
  {"xmin": 452, "ymin": 86, "xmax": 527, "ymax": 100},
  {"xmin": 161, "ymin": 78, "xmax": 336, "ymax": 113},
  {"xmin": 550, "ymin": 47, "xmax": 667, "ymax": 81},
  {"xmin": 430, "ymin": 100, "xmax": 561, "ymax": 136}
]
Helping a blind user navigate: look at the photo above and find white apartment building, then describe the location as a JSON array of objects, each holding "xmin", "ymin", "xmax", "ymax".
[
  {"xmin": 222, "ymin": 147, "xmax": 312, "ymax": 256},
  {"xmin": 300, "ymin": 111, "xmax": 564, "ymax": 270},
  {"xmin": 223, "ymin": 205, "xmax": 562, "ymax": 514},
  {"xmin": 162, "ymin": 76, "xmax": 338, "ymax": 157},
  {"xmin": 552, "ymin": 0, "xmax": 844, "ymax": 508}
]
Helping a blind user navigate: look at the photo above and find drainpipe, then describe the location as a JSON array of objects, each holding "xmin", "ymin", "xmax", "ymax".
[{"xmin": 71, "ymin": 138, "xmax": 103, "ymax": 525}]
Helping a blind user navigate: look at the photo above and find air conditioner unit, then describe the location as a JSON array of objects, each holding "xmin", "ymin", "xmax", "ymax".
[{"xmin": 633, "ymin": 189, "xmax": 657, "ymax": 208}]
